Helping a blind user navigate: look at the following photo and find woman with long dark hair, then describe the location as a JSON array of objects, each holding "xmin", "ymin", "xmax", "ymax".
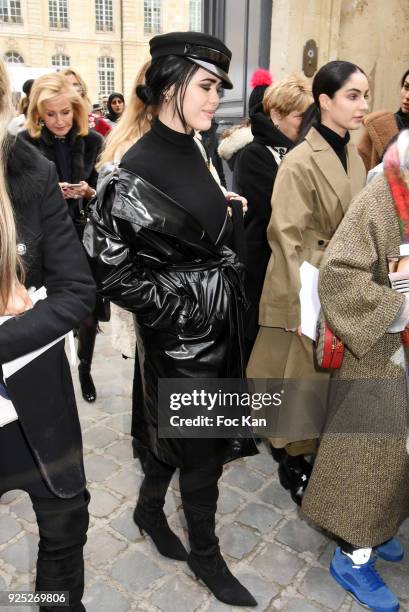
[
  {"xmin": 247, "ymin": 61, "xmax": 368, "ymax": 504},
  {"xmin": 20, "ymin": 72, "xmax": 103, "ymax": 403},
  {"xmin": 85, "ymin": 32, "xmax": 258, "ymax": 607},
  {"xmin": 0, "ymin": 59, "xmax": 94, "ymax": 611}
]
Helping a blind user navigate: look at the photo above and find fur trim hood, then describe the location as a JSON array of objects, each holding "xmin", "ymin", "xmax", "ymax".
[{"xmin": 218, "ymin": 125, "xmax": 253, "ymax": 161}]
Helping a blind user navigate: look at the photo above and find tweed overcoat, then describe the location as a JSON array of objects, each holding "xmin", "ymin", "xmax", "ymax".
[
  {"xmin": 302, "ymin": 175, "xmax": 409, "ymax": 547},
  {"xmin": 247, "ymin": 128, "xmax": 366, "ymax": 441}
]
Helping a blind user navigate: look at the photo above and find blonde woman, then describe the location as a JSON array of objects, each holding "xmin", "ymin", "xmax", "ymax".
[
  {"xmin": 235, "ymin": 75, "xmax": 312, "ymax": 360},
  {"xmin": 0, "ymin": 59, "xmax": 94, "ymax": 611},
  {"xmin": 20, "ymin": 72, "xmax": 103, "ymax": 402},
  {"xmin": 97, "ymin": 62, "xmax": 152, "ymax": 359},
  {"xmin": 97, "ymin": 62, "xmax": 151, "ymax": 170},
  {"xmin": 63, "ymin": 68, "xmax": 111, "ymax": 137}
]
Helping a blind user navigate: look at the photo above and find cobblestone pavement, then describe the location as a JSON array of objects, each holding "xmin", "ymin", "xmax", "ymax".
[{"xmin": 1, "ymin": 324, "xmax": 409, "ymax": 612}]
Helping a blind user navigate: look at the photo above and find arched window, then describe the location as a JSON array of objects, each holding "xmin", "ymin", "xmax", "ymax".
[
  {"xmin": 189, "ymin": 0, "xmax": 202, "ymax": 32},
  {"xmin": 95, "ymin": 0, "xmax": 113, "ymax": 31},
  {"xmin": 0, "ymin": 1, "xmax": 22, "ymax": 24},
  {"xmin": 49, "ymin": 0, "xmax": 69, "ymax": 29},
  {"xmin": 4, "ymin": 51, "xmax": 24, "ymax": 64},
  {"xmin": 144, "ymin": 0, "xmax": 161, "ymax": 35},
  {"xmin": 51, "ymin": 53, "xmax": 70, "ymax": 68},
  {"xmin": 97, "ymin": 56, "xmax": 114, "ymax": 97}
]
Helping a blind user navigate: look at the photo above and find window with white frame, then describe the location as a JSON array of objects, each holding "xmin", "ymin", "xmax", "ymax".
[
  {"xmin": 144, "ymin": 0, "xmax": 161, "ymax": 35},
  {"xmin": 4, "ymin": 51, "xmax": 24, "ymax": 63},
  {"xmin": 95, "ymin": 0, "xmax": 113, "ymax": 31},
  {"xmin": 0, "ymin": 1, "xmax": 22, "ymax": 23},
  {"xmin": 189, "ymin": 0, "xmax": 202, "ymax": 32},
  {"xmin": 97, "ymin": 56, "xmax": 114, "ymax": 97},
  {"xmin": 49, "ymin": 0, "xmax": 68, "ymax": 28},
  {"xmin": 51, "ymin": 54, "xmax": 70, "ymax": 68}
]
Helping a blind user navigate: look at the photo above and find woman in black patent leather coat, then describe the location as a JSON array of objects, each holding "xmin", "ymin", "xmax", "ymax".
[
  {"xmin": 86, "ymin": 166, "xmax": 257, "ymax": 466},
  {"xmin": 84, "ymin": 31, "xmax": 258, "ymax": 608}
]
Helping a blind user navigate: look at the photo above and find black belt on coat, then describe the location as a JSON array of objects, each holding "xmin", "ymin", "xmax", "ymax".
[{"xmin": 167, "ymin": 256, "xmax": 248, "ymax": 376}]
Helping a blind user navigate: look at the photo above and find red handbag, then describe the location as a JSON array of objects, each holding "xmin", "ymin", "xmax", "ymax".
[{"xmin": 315, "ymin": 312, "xmax": 344, "ymax": 369}]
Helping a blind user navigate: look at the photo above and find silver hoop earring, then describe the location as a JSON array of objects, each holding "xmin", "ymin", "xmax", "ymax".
[{"xmin": 274, "ymin": 123, "xmax": 280, "ymax": 130}]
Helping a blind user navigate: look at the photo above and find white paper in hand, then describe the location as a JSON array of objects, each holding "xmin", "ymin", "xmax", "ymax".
[
  {"xmin": 1, "ymin": 286, "xmax": 70, "ymax": 380},
  {"xmin": 299, "ymin": 261, "xmax": 321, "ymax": 341},
  {"xmin": 0, "ymin": 286, "xmax": 58, "ymax": 426}
]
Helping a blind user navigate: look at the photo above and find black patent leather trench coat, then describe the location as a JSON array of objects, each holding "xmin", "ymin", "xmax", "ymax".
[{"xmin": 83, "ymin": 167, "xmax": 258, "ymax": 467}]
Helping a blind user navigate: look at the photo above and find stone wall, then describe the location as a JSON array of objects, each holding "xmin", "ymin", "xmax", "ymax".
[
  {"xmin": 269, "ymin": 0, "xmax": 409, "ymax": 114},
  {"xmin": 0, "ymin": 0, "xmax": 192, "ymax": 103}
]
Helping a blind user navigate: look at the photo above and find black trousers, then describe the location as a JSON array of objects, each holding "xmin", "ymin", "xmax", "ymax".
[
  {"xmin": 0, "ymin": 422, "xmax": 89, "ymax": 612},
  {"xmin": 34, "ymin": 490, "xmax": 89, "ymax": 612},
  {"xmin": 137, "ymin": 447, "xmax": 223, "ymax": 558}
]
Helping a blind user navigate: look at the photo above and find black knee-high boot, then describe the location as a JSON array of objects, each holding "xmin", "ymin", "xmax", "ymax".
[
  {"xmin": 133, "ymin": 448, "xmax": 187, "ymax": 560},
  {"xmin": 77, "ymin": 318, "xmax": 97, "ymax": 402},
  {"xmin": 181, "ymin": 464, "xmax": 257, "ymax": 607},
  {"xmin": 31, "ymin": 489, "xmax": 90, "ymax": 612}
]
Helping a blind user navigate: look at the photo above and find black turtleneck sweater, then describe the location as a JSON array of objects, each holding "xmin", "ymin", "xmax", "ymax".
[
  {"xmin": 316, "ymin": 123, "xmax": 350, "ymax": 172},
  {"xmin": 121, "ymin": 119, "xmax": 227, "ymax": 243}
]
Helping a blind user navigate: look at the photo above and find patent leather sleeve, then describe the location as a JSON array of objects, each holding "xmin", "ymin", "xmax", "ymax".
[{"xmin": 83, "ymin": 174, "xmax": 191, "ymax": 331}]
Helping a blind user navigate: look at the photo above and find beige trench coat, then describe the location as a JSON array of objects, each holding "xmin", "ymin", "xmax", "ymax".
[
  {"xmin": 247, "ymin": 127, "xmax": 366, "ymax": 442},
  {"xmin": 302, "ymin": 175, "xmax": 409, "ymax": 547}
]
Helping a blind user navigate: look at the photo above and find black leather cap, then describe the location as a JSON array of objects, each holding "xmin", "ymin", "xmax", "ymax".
[{"xmin": 149, "ymin": 31, "xmax": 233, "ymax": 89}]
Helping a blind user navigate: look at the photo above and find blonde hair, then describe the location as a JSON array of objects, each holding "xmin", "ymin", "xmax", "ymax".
[
  {"xmin": 97, "ymin": 61, "xmax": 153, "ymax": 170},
  {"xmin": 62, "ymin": 68, "xmax": 92, "ymax": 110},
  {"xmin": 0, "ymin": 58, "xmax": 24, "ymax": 305},
  {"xmin": 263, "ymin": 75, "xmax": 312, "ymax": 117},
  {"xmin": 26, "ymin": 72, "xmax": 89, "ymax": 138}
]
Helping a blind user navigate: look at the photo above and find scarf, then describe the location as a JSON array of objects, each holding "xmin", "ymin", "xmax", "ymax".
[{"xmin": 384, "ymin": 139, "xmax": 409, "ymax": 352}]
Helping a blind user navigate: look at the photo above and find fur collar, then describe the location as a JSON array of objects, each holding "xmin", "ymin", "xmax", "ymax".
[{"xmin": 218, "ymin": 126, "xmax": 253, "ymax": 161}]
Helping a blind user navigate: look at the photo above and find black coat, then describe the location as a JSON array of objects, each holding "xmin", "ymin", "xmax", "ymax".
[
  {"xmin": 84, "ymin": 167, "xmax": 258, "ymax": 468},
  {"xmin": 235, "ymin": 105, "xmax": 293, "ymax": 347},
  {"xmin": 0, "ymin": 138, "xmax": 95, "ymax": 497},
  {"xmin": 18, "ymin": 127, "xmax": 103, "ymax": 233}
]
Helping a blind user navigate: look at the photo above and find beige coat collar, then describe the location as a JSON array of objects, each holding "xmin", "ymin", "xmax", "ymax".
[{"xmin": 305, "ymin": 127, "xmax": 362, "ymax": 214}]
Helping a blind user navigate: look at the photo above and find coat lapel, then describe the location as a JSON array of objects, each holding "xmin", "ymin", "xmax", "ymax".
[
  {"xmin": 346, "ymin": 142, "xmax": 365, "ymax": 201},
  {"xmin": 112, "ymin": 168, "xmax": 224, "ymax": 251},
  {"xmin": 306, "ymin": 127, "xmax": 352, "ymax": 214}
]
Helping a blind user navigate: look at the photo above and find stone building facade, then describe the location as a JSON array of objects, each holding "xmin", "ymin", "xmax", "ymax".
[
  {"xmin": 269, "ymin": 0, "xmax": 409, "ymax": 116},
  {"xmin": 0, "ymin": 0, "xmax": 202, "ymax": 103},
  {"xmin": 0, "ymin": 0, "xmax": 408, "ymax": 115}
]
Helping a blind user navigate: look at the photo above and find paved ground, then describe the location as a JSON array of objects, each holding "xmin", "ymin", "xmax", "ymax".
[{"xmin": 1, "ymin": 324, "xmax": 409, "ymax": 612}]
